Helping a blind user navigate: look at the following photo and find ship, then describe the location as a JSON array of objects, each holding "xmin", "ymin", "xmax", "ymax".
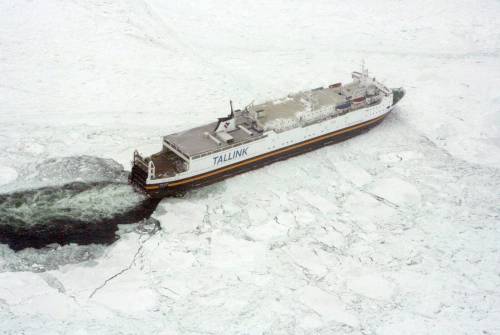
[{"xmin": 130, "ymin": 66, "xmax": 405, "ymax": 198}]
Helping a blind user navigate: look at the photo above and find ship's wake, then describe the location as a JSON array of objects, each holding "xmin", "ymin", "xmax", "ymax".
[{"xmin": 0, "ymin": 156, "xmax": 160, "ymax": 251}]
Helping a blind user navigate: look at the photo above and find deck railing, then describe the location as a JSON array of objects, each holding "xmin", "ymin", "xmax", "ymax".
[
  {"xmin": 133, "ymin": 150, "xmax": 156, "ymax": 180},
  {"xmin": 148, "ymin": 161, "xmax": 155, "ymax": 180}
]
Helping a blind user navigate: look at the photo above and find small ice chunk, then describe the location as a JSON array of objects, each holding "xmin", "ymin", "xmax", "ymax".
[
  {"xmin": 379, "ymin": 151, "xmax": 423, "ymax": 163},
  {"xmin": 155, "ymin": 200, "xmax": 205, "ymax": 233},
  {"xmin": 297, "ymin": 286, "xmax": 359, "ymax": 327},
  {"xmin": 0, "ymin": 166, "xmax": 17, "ymax": 186},
  {"xmin": 368, "ymin": 177, "xmax": 421, "ymax": 207},
  {"xmin": 333, "ymin": 161, "xmax": 372, "ymax": 187},
  {"xmin": 296, "ymin": 189, "xmax": 337, "ymax": 214},
  {"xmin": 347, "ymin": 273, "xmax": 395, "ymax": 300},
  {"xmin": 287, "ymin": 245, "xmax": 328, "ymax": 277},
  {"xmin": 244, "ymin": 222, "xmax": 288, "ymax": 242}
]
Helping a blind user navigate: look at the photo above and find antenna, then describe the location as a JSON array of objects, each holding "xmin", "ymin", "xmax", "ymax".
[
  {"xmin": 309, "ymin": 90, "xmax": 313, "ymax": 111},
  {"xmin": 243, "ymin": 100, "xmax": 254, "ymax": 112},
  {"xmin": 361, "ymin": 59, "xmax": 368, "ymax": 85}
]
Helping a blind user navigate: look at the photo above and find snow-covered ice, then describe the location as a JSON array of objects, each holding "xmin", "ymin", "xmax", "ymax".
[
  {"xmin": 0, "ymin": 166, "xmax": 17, "ymax": 187},
  {"xmin": 1, "ymin": 0, "xmax": 499, "ymax": 334}
]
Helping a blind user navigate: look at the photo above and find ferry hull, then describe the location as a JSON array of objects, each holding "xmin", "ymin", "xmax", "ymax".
[{"xmin": 131, "ymin": 113, "xmax": 389, "ymax": 198}]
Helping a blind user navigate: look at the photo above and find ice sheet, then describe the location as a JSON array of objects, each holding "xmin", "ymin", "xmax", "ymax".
[{"xmin": 0, "ymin": 0, "xmax": 499, "ymax": 333}]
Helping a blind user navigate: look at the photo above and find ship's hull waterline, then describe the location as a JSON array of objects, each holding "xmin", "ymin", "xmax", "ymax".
[{"xmin": 130, "ymin": 112, "xmax": 389, "ymax": 198}]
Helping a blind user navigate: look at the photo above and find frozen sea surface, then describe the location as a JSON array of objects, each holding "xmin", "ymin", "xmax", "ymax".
[{"xmin": 0, "ymin": 0, "xmax": 499, "ymax": 334}]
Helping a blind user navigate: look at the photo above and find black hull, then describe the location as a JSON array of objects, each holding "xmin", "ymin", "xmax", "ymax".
[{"xmin": 130, "ymin": 113, "xmax": 389, "ymax": 198}]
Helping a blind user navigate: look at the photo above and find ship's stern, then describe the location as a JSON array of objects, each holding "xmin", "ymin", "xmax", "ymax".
[
  {"xmin": 129, "ymin": 149, "xmax": 189, "ymax": 198},
  {"xmin": 129, "ymin": 165, "xmax": 168, "ymax": 198},
  {"xmin": 129, "ymin": 150, "xmax": 160, "ymax": 197}
]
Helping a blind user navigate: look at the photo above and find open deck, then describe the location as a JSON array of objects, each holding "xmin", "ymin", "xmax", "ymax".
[
  {"xmin": 149, "ymin": 151, "xmax": 186, "ymax": 178},
  {"xmin": 163, "ymin": 113, "xmax": 263, "ymax": 159},
  {"xmin": 252, "ymin": 82, "xmax": 363, "ymax": 128},
  {"xmin": 161, "ymin": 78, "xmax": 377, "ymax": 161}
]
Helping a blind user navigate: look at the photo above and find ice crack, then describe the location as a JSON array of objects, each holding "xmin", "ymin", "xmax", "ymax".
[
  {"xmin": 88, "ymin": 236, "xmax": 150, "ymax": 299},
  {"xmin": 362, "ymin": 189, "xmax": 399, "ymax": 209}
]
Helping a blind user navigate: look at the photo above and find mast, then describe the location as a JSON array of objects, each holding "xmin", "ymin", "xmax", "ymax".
[{"xmin": 361, "ymin": 59, "xmax": 369, "ymax": 86}]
